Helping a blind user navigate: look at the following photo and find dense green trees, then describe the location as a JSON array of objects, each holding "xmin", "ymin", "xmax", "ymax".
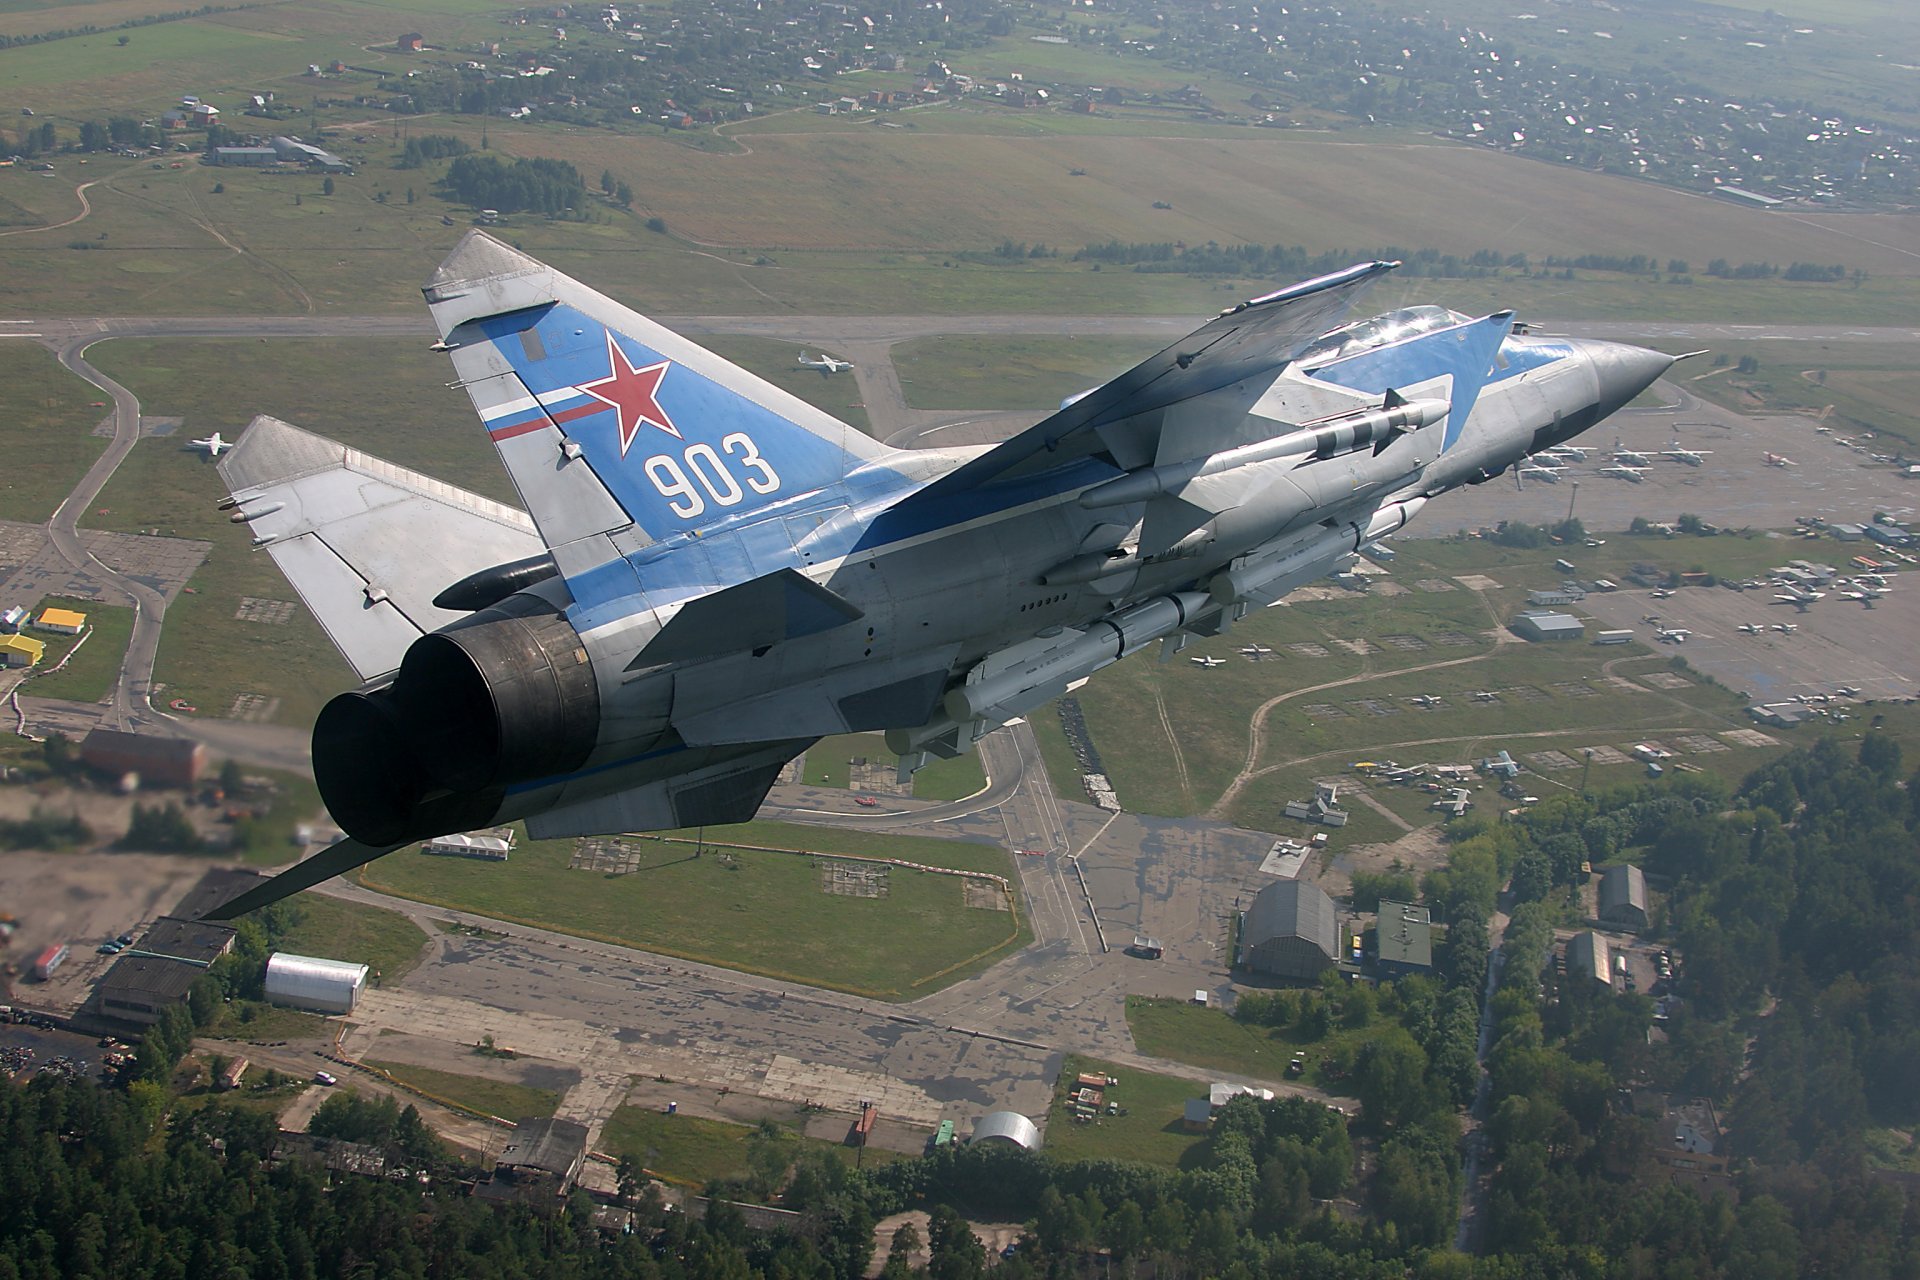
[
  {"xmin": 441, "ymin": 154, "xmax": 586, "ymax": 216},
  {"xmin": 1471, "ymin": 738, "xmax": 1920, "ymax": 1275}
]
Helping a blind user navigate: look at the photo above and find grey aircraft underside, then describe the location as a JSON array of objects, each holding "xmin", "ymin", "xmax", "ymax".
[{"xmin": 203, "ymin": 233, "xmax": 1671, "ymax": 919}]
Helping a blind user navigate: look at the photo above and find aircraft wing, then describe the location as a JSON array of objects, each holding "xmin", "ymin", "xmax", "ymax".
[
  {"xmin": 217, "ymin": 416, "xmax": 546, "ymax": 681},
  {"xmin": 907, "ymin": 260, "xmax": 1397, "ymax": 500}
]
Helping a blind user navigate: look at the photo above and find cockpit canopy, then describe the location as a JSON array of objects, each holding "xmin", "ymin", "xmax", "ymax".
[{"xmin": 1295, "ymin": 304, "xmax": 1470, "ymax": 369}]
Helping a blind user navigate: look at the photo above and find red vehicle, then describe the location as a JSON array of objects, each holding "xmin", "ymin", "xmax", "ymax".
[{"xmin": 853, "ymin": 796, "xmax": 879, "ymax": 808}]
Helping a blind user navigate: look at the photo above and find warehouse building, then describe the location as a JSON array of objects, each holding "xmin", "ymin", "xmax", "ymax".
[
  {"xmin": 1239, "ymin": 879, "xmax": 1339, "ymax": 981},
  {"xmin": 970, "ymin": 1110, "xmax": 1041, "ymax": 1150},
  {"xmin": 1374, "ymin": 900, "xmax": 1433, "ymax": 978},
  {"xmin": 475, "ymin": 1117, "xmax": 590, "ymax": 1208},
  {"xmin": 91, "ymin": 954, "xmax": 201, "ymax": 1027},
  {"xmin": 1509, "ymin": 609, "xmax": 1585, "ymax": 642},
  {"xmin": 0, "ymin": 634, "xmax": 44, "ymax": 667},
  {"xmin": 1599, "ymin": 864, "xmax": 1649, "ymax": 932},
  {"xmin": 138, "ymin": 915, "xmax": 238, "ymax": 965},
  {"xmin": 1566, "ymin": 931, "xmax": 1612, "ymax": 992},
  {"xmin": 212, "ymin": 146, "xmax": 278, "ymax": 166},
  {"xmin": 79, "ymin": 728, "xmax": 206, "ymax": 788},
  {"xmin": 265, "ymin": 952, "xmax": 369, "ymax": 1014}
]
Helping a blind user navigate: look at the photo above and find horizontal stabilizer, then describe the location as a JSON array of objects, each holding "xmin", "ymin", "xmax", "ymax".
[
  {"xmin": 632, "ymin": 568, "xmax": 863, "ymax": 667},
  {"xmin": 218, "ymin": 416, "xmax": 546, "ymax": 681},
  {"xmin": 905, "ymin": 261, "xmax": 1397, "ymax": 500}
]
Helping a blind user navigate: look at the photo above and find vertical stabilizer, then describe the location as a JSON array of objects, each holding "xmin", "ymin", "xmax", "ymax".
[{"xmin": 422, "ymin": 233, "xmax": 893, "ymax": 567}]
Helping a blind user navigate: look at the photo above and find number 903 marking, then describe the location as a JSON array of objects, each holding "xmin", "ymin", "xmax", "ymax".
[{"xmin": 643, "ymin": 432, "xmax": 781, "ymax": 518}]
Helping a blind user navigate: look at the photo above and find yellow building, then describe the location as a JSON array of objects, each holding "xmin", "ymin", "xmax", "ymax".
[
  {"xmin": 0, "ymin": 634, "xmax": 45, "ymax": 668},
  {"xmin": 34, "ymin": 607, "xmax": 87, "ymax": 634}
]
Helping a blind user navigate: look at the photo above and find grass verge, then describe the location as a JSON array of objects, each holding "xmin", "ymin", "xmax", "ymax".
[
  {"xmin": 355, "ymin": 820, "xmax": 1028, "ymax": 999},
  {"xmin": 362, "ymin": 1060, "xmax": 561, "ymax": 1122}
]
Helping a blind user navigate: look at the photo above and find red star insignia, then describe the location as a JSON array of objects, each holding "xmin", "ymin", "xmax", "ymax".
[{"xmin": 578, "ymin": 332, "xmax": 679, "ymax": 455}]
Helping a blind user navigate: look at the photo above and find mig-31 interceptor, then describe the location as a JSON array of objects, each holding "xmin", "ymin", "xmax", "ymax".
[{"xmin": 205, "ymin": 233, "xmax": 1670, "ymax": 918}]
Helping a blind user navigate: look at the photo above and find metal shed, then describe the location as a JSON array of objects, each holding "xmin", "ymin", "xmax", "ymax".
[
  {"xmin": 265, "ymin": 951, "xmax": 369, "ymax": 1014},
  {"xmin": 971, "ymin": 1110, "xmax": 1041, "ymax": 1150}
]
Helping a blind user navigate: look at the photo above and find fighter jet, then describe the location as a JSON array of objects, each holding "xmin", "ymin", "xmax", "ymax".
[
  {"xmin": 798, "ymin": 351, "xmax": 854, "ymax": 375},
  {"xmin": 1189, "ymin": 655, "xmax": 1226, "ymax": 668},
  {"xmin": 188, "ymin": 432, "xmax": 232, "ymax": 458},
  {"xmin": 203, "ymin": 233, "xmax": 1672, "ymax": 918},
  {"xmin": 1598, "ymin": 464, "xmax": 1648, "ymax": 483}
]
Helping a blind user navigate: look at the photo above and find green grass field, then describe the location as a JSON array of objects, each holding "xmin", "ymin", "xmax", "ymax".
[
  {"xmin": 355, "ymin": 821, "xmax": 1028, "ymax": 999},
  {"xmin": 81, "ymin": 335, "xmax": 501, "ymax": 726},
  {"xmin": 892, "ymin": 335, "xmax": 1159, "ymax": 411},
  {"xmin": 0, "ymin": 344, "xmax": 111, "ymax": 523},
  {"xmin": 362, "ymin": 1060, "xmax": 561, "ymax": 1122},
  {"xmin": 803, "ymin": 735, "xmax": 987, "ymax": 802},
  {"xmin": 1671, "ymin": 343, "xmax": 1920, "ymax": 452},
  {"xmin": 16, "ymin": 596, "xmax": 134, "ymax": 702},
  {"xmin": 207, "ymin": 1001, "xmax": 329, "ymax": 1043},
  {"xmin": 1043, "ymin": 1054, "xmax": 1213, "ymax": 1168},
  {"xmin": 1039, "ymin": 534, "xmax": 1788, "ymax": 822},
  {"xmin": 4, "ymin": 92, "xmax": 1918, "ymax": 322},
  {"xmin": 699, "ymin": 336, "xmax": 873, "ymax": 437},
  {"xmin": 1126, "ymin": 996, "xmax": 1405, "ymax": 1096},
  {"xmin": 598, "ymin": 1105, "xmax": 889, "ymax": 1187},
  {"xmin": 278, "ymin": 894, "xmax": 430, "ymax": 986}
]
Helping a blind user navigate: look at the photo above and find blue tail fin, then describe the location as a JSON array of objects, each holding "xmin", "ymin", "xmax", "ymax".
[{"xmin": 425, "ymin": 233, "xmax": 892, "ymax": 550}]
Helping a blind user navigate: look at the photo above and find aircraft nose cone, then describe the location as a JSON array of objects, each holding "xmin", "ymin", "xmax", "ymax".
[{"xmin": 1578, "ymin": 340, "xmax": 1675, "ymax": 419}]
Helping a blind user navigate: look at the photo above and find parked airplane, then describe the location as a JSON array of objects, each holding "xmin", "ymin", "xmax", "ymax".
[
  {"xmin": 798, "ymin": 351, "xmax": 854, "ymax": 375},
  {"xmin": 1656, "ymin": 627, "xmax": 1691, "ymax": 643},
  {"xmin": 1763, "ymin": 452, "xmax": 1796, "ymax": 467},
  {"xmin": 1738, "ymin": 623, "xmax": 1762, "ymax": 634},
  {"xmin": 202, "ymin": 234, "xmax": 1672, "ymax": 918},
  {"xmin": 1772, "ymin": 622, "xmax": 1798, "ymax": 634},
  {"xmin": 1189, "ymin": 655, "xmax": 1226, "ymax": 668},
  {"xmin": 1240, "ymin": 644, "xmax": 1275, "ymax": 660},
  {"xmin": 1472, "ymin": 690, "xmax": 1500, "ymax": 703},
  {"xmin": 1598, "ymin": 464, "xmax": 1647, "ymax": 483},
  {"xmin": 1408, "ymin": 694, "xmax": 1443, "ymax": 708},
  {"xmin": 1545, "ymin": 444, "xmax": 1590, "ymax": 462},
  {"xmin": 1661, "ymin": 445, "xmax": 1711, "ymax": 466},
  {"xmin": 188, "ymin": 432, "xmax": 232, "ymax": 457},
  {"xmin": 1612, "ymin": 443, "xmax": 1654, "ymax": 466},
  {"xmin": 1518, "ymin": 463, "xmax": 1563, "ymax": 483}
]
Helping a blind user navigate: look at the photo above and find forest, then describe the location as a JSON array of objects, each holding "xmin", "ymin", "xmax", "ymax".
[{"xmin": 0, "ymin": 739, "xmax": 1913, "ymax": 1278}]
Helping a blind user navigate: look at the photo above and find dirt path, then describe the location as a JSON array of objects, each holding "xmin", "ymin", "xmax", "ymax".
[
  {"xmin": 0, "ymin": 176, "xmax": 101, "ymax": 239},
  {"xmin": 1153, "ymin": 686, "xmax": 1193, "ymax": 808}
]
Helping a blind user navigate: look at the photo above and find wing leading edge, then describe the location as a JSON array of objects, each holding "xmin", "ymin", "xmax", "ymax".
[{"xmin": 905, "ymin": 260, "xmax": 1400, "ymax": 501}]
